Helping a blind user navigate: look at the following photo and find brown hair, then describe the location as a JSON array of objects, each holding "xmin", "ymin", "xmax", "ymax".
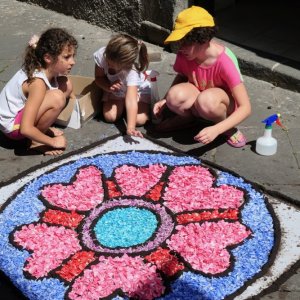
[
  {"xmin": 181, "ymin": 26, "xmax": 218, "ymax": 45},
  {"xmin": 22, "ymin": 28, "xmax": 78, "ymax": 81},
  {"xmin": 104, "ymin": 34, "xmax": 149, "ymax": 72}
]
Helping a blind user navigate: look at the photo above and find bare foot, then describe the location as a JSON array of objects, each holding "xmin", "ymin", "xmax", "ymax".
[
  {"xmin": 46, "ymin": 127, "xmax": 64, "ymax": 137},
  {"xmin": 29, "ymin": 141, "xmax": 65, "ymax": 156}
]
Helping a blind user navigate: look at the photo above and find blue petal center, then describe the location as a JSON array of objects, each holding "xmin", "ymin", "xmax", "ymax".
[{"xmin": 94, "ymin": 207, "xmax": 158, "ymax": 248}]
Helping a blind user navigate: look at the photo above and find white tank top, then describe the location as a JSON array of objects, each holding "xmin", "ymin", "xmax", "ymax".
[{"xmin": 0, "ymin": 69, "xmax": 58, "ymax": 133}]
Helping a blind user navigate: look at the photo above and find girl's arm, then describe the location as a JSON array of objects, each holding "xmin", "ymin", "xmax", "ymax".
[
  {"xmin": 214, "ymin": 82, "xmax": 251, "ymax": 134},
  {"xmin": 20, "ymin": 79, "xmax": 65, "ymax": 148},
  {"xmin": 153, "ymin": 73, "xmax": 187, "ymax": 117},
  {"xmin": 125, "ymin": 85, "xmax": 143, "ymax": 137},
  {"xmin": 94, "ymin": 65, "xmax": 122, "ymax": 93}
]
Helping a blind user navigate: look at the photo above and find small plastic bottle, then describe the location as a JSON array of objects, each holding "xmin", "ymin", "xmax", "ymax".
[
  {"xmin": 147, "ymin": 70, "xmax": 162, "ymax": 124},
  {"xmin": 255, "ymin": 113, "xmax": 283, "ymax": 156},
  {"xmin": 256, "ymin": 126, "xmax": 277, "ymax": 156}
]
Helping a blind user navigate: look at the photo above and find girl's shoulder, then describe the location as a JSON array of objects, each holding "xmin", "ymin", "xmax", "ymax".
[
  {"xmin": 126, "ymin": 68, "xmax": 141, "ymax": 79},
  {"xmin": 202, "ymin": 42, "xmax": 225, "ymax": 66},
  {"xmin": 93, "ymin": 46, "xmax": 106, "ymax": 57},
  {"xmin": 93, "ymin": 47, "xmax": 107, "ymax": 69},
  {"xmin": 32, "ymin": 70, "xmax": 57, "ymax": 89},
  {"xmin": 217, "ymin": 47, "xmax": 240, "ymax": 71}
]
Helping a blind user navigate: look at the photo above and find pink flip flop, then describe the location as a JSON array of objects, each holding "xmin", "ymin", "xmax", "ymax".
[{"xmin": 225, "ymin": 129, "xmax": 247, "ymax": 148}]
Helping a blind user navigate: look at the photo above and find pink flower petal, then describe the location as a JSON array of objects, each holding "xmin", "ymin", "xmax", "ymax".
[
  {"xmin": 163, "ymin": 166, "xmax": 244, "ymax": 212},
  {"xmin": 41, "ymin": 166, "xmax": 104, "ymax": 211},
  {"xmin": 167, "ymin": 221, "xmax": 251, "ymax": 274},
  {"xmin": 68, "ymin": 255, "xmax": 165, "ymax": 300},
  {"xmin": 13, "ymin": 223, "xmax": 81, "ymax": 278},
  {"xmin": 115, "ymin": 164, "xmax": 167, "ymax": 196}
]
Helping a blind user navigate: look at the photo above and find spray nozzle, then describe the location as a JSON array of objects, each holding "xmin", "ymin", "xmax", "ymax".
[
  {"xmin": 262, "ymin": 113, "xmax": 287, "ymax": 130},
  {"xmin": 144, "ymin": 70, "xmax": 160, "ymax": 81}
]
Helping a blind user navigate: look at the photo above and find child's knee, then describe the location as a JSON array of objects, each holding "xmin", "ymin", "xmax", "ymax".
[
  {"xmin": 103, "ymin": 111, "xmax": 118, "ymax": 123},
  {"xmin": 194, "ymin": 91, "xmax": 226, "ymax": 117},
  {"xmin": 51, "ymin": 90, "xmax": 66, "ymax": 111},
  {"xmin": 166, "ymin": 87, "xmax": 195, "ymax": 116},
  {"xmin": 136, "ymin": 114, "xmax": 148, "ymax": 126}
]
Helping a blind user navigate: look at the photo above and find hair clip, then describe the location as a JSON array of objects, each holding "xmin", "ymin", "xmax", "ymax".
[{"xmin": 28, "ymin": 35, "xmax": 39, "ymax": 49}]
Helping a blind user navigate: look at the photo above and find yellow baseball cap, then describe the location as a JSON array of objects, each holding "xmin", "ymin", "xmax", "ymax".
[{"xmin": 164, "ymin": 6, "xmax": 215, "ymax": 44}]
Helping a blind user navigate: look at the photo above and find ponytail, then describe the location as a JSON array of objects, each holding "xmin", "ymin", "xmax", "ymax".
[
  {"xmin": 135, "ymin": 41, "xmax": 149, "ymax": 72},
  {"xmin": 23, "ymin": 35, "xmax": 42, "ymax": 82}
]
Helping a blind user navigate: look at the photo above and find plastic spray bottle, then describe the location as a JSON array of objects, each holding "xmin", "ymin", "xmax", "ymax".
[
  {"xmin": 145, "ymin": 70, "xmax": 161, "ymax": 124},
  {"xmin": 255, "ymin": 113, "xmax": 284, "ymax": 156}
]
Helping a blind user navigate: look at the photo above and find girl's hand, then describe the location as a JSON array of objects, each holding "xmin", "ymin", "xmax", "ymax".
[
  {"xmin": 109, "ymin": 80, "xmax": 122, "ymax": 92},
  {"xmin": 126, "ymin": 127, "xmax": 143, "ymax": 138},
  {"xmin": 194, "ymin": 125, "xmax": 220, "ymax": 144},
  {"xmin": 153, "ymin": 99, "xmax": 166, "ymax": 117},
  {"xmin": 51, "ymin": 135, "xmax": 67, "ymax": 149}
]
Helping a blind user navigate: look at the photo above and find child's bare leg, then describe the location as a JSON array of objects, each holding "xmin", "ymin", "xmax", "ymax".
[
  {"xmin": 35, "ymin": 89, "xmax": 67, "ymax": 134},
  {"xmin": 36, "ymin": 77, "xmax": 73, "ymax": 134},
  {"xmin": 27, "ymin": 89, "xmax": 67, "ymax": 155},
  {"xmin": 157, "ymin": 82, "xmax": 199, "ymax": 131},
  {"xmin": 192, "ymin": 88, "xmax": 231, "ymax": 123},
  {"xmin": 136, "ymin": 101, "xmax": 150, "ymax": 126},
  {"xmin": 45, "ymin": 76, "xmax": 73, "ymax": 137},
  {"xmin": 103, "ymin": 97, "xmax": 124, "ymax": 123},
  {"xmin": 26, "ymin": 77, "xmax": 73, "ymax": 156},
  {"xmin": 192, "ymin": 88, "xmax": 239, "ymax": 144}
]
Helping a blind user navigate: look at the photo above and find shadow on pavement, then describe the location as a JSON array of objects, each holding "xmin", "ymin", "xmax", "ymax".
[{"xmin": 0, "ymin": 271, "xmax": 27, "ymax": 300}]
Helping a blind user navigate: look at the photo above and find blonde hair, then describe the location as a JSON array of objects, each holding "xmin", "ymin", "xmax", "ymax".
[{"xmin": 104, "ymin": 34, "xmax": 149, "ymax": 72}]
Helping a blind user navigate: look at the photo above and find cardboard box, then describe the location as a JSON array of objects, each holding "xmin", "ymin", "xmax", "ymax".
[{"xmin": 55, "ymin": 75, "xmax": 102, "ymax": 129}]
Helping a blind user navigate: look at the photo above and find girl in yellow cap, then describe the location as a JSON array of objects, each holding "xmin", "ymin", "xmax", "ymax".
[{"xmin": 154, "ymin": 6, "xmax": 251, "ymax": 147}]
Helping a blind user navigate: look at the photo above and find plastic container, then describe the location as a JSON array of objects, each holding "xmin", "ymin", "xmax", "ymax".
[
  {"xmin": 255, "ymin": 113, "xmax": 284, "ymax": 156},
  {"xmin": 145, "ymin": 70, "xmax": 162, "ymax": 124},
  {"xmin": 256, "ymin": 128, "xmax": 277, "ymax": 155}
]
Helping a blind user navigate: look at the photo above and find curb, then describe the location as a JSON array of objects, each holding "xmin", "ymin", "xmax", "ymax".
[{"xmin": 218, "ymin": 39, "xmax": 300, "ymax": 92}]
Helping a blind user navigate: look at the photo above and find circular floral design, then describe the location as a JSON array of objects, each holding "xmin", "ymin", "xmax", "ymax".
[{"xmin": 0, "ymin": 151, "xmax": 275, "ymax": 300}]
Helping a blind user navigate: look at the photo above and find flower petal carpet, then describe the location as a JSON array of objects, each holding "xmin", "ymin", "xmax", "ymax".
[{"xmin": 0, "ymin": 135, "xmax": 299, "ymax": 300}]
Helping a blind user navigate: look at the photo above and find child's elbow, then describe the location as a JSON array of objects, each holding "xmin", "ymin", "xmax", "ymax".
[
  {"xmin": 19, "ymin": 124, "xmax": 31, "ymax": 138},
  {"xmin": 19, "ymin": 126, "xmax": 27, "ymax": 137},
  {"xmin": 246, "ymin": 102, "xmax": 252, "ymax": 117}
]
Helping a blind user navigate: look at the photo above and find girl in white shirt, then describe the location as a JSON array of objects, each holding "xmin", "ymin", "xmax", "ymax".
[
  {"xmin": 0, "ymin": 28, "xmax": 77, "ymax": 155},
  {"xmin": 94, "ymin": 34, "xmax": 151, "ymax": 137}
]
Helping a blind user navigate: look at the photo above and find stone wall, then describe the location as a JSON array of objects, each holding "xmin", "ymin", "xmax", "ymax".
[{"xmin": 17, "ymin": 0, "xmax": 189, "ymax": 45}]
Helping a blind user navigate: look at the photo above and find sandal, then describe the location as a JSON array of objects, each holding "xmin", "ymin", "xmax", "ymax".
[{"xmin": 225, "ymin": 129, "xmax": 247, "ymax": 148}]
